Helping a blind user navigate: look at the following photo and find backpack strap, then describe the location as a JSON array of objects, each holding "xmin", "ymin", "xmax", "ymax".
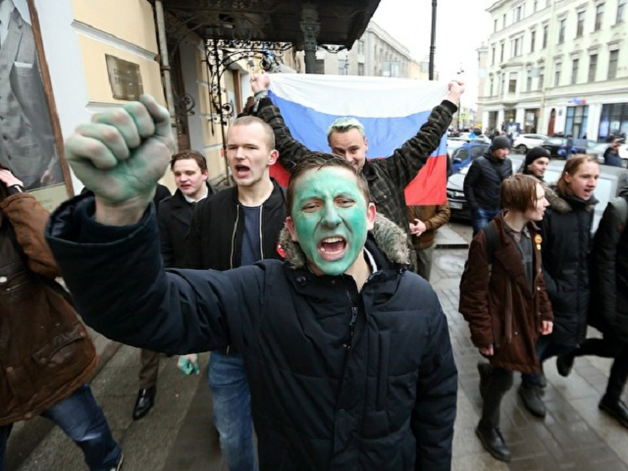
[{"xmin": 481, "ymin": 221, "xmax": 499, "ymax": 275}]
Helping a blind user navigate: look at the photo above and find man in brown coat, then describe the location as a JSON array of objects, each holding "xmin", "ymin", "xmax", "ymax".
[
  {"xmin": 0, "ymin": 168, "xmax": 122, "ymax": 471},
  {"xmin": 408, "ymin": 202, "xmax": 451, "ymax": 280},
  {"xmin": 459, "ymin": 174, "xmax": 553, "ymax": 463}
]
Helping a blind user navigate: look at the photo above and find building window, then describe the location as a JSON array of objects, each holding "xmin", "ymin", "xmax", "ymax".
[
  {"xmin": 515, "ymin": 37, "xmax": 522, "ymax": 56},
  {"xmin": 538, "ymin": 68, "xmax": 545, "ymax": 90},
  {"xmin": 490, "ymin": 76, "xmax": 494, "ymax": 96},
  {"xmin": 338, "ymin": 60, "xmax": 348, "ymax": 75},
  {"xmin": 514, "ymin": 4, "xmax": 523, "ymax": 21},
  {"xmin": 315, "ymin": 59, "xmax": 325, "ymax": 74},
  {"xmin": 509, "ymin": 75, "xmax": 517, "ymax": 93},
  {"xmin": 599, "ymin": 103, "xmax": 628, "ymax": 141},
  {"xmin": 382, "ymin": 61, "xmax": 400, "ymax": 78},
  {"xmin": 595, "ymin": 3, "xmax": 604, "ymax": 31},
  {"xmin": 542, "ymin": 24, "xmax": 549, "ymax": 48},
  {"xmin": 357, "ymin": 40, "xmax": 365, "ymax": 55},
  {"xmin": 565, "ymin": 105, "xmax": 589, "ymax": 138},
  {"xmin": 492, "ymin": 46, "xmax": 496, "ymax": 65},
  {"xmin": 618, "ymin": 0, "xmax": 626, "ymax": 23},
  {"xmin": 527, "ymin": 69, "xmax": 533, "ymax": 91},
  {"xmin": 534, "ymin": 0, "xmax": 538, "ymax": 12},
  {"xmin": 576, "ymin": 11, "xmax": 585, "ymax": 36},
  {"xmin": 558, "ymin": 18, "xmax": 566, "ymax": 44},
  {"xmin": 358, "ymin": 63, "xmax": 365, "ymax": 76},
  {"xmin": 554, "ymin": 62, "xmax": 562, "ymax": 86},
  {"xmin": 571, "ymin": 59, "xmax": 579, "ymax": 84},
  {"xmin": 608, "ymin": 50, "xmax": 619, "ymax": 79},
  {"xmin": 588, "ymin": 54, "xmax": 598, "ymax": 81},
  {"xmin": 503, "ymin": 13, "xmax": 507, "ymax": 27},
  {"xmin": 494, "ymin": 19, "xmax": 498, "ymax": 31},
  {"xmin": 500, "ymin": 43, "xmax": 504, "ymax": 62},
  {"xmin": 501, "ymin": 75, "xmax": 506, "ymax": 95},
  {"xmin": 530, "ymin": 30, "xmax": 536, "ymax": 52}
]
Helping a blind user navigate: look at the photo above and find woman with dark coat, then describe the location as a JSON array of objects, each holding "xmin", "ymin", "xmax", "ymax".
[
  {"xmin": 519, "ymin": 155, "xmax": 600, "ymax": 419},
  {"xmin": 460, "ymin": 174, "xmax": 553, "ymax": 462},
  {"xmin": 556, "ymin": 186, "xmax": 628, "ymax": 428}
]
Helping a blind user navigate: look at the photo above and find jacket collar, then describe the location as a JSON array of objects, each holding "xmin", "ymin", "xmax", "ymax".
[
  {"xmin": 547, "ymin": 185, "xmax": 597, "ymax": 214},
  {"xmin": 278, "ymin": 212, "xmax": 410, "ymax": 271}
]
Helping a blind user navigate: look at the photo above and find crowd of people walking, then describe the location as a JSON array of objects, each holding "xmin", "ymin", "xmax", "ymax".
[{"xmin": 1, "ymin": 68, "xmax": 627, "ymax": 471}]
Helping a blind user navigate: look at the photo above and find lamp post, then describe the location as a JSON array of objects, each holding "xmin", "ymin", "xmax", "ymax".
[{"xmin": 429, "ymin": 0, "xmax": 437, "ymax": 80}]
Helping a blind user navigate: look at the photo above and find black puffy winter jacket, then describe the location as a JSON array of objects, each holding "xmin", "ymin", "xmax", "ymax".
[
  {"xmin": 463, "ymin": 152, "xmax": 513, "ymax": 211},
  {"xmin": 588, "ymin": 190, "xmax": 628, "ymax": 341},
  {"xmin": 540, "ymin": 188, "xmax": 597, "ymax": 347},
  {"xmin": 46, "ymin": 196, "xmax": 458, "ymax": 471}
]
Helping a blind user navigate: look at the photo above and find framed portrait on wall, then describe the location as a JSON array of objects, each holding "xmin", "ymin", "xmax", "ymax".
[{"xmin": 0, "ymin": 0, "xmax": 73, "ymax": 211}]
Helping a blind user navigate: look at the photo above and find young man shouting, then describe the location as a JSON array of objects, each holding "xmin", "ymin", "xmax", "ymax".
[{"xmin": 46, "ymin": 95, "xmax": 457, "ymax": 470}]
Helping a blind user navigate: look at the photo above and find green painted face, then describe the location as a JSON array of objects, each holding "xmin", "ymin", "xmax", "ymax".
[{"xmin": 289, "ymin": 166, "xmax": 370, "ymax": 276}]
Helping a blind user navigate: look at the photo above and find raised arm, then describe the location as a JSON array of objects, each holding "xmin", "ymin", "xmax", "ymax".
[
  {"xmin": 63, "ymin": 95, "xmax": 175, "ymax": 226},
  {"xmin": 375, "ymin": 82, "xmax": 463, "ymax": 188},
  {"xmin": 251, "ymin": 72, "xmax": 312, "ymax": 172}
]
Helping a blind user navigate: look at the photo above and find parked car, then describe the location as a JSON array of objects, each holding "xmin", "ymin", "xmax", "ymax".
[
  {"xmin": 543, "ymin": 137, "xmax": 600, "ymax": 158},
  {"xmin": 447, "ymin": 155, "xmax": 628, "ymax": 232},
  {"xmin": 541, "ymin": 137, "xmax": 567, "ymax": 156},
  {"xmin": 450, "ymin": 141, "xmax": 490, "ymax": 174},
  {"xmin": 458, "ymin": 132, "xmax": 491, "ymax": 144},
  {"xmin": 513, "ymin": 134, "xmax": 548, "ymax": 153}
]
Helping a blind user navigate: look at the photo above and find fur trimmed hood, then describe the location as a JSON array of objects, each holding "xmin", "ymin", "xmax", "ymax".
[
  {"xmin": 278, "ymin": 213, "xmax": 411, "ymax": 270},
  {"xmin": 547, "ymin": 184, "xmax": 597, "ymax": 214}
]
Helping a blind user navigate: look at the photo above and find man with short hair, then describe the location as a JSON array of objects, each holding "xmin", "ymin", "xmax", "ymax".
[
  {"xmin": 603, "ymin": 138, "xmax": 623, "ymax": 167},
  {"xmin": 250, "ymin": 73, "xmax": 464, "ymax": 271},
  {"xmin": 519, "ymin": 147, "xmax": 550, "ymax": 181},
  {"xmin": 132, "ymin": 150, "xmax": 214, "ymax": 421},
  {"xmin": 46, "ymin": 96, "xmax": 457, "ymax": 471},
  {"xmin": 464, "ymin": 136, "xmax": 513, "ymax": 235},
  {"xmin": 184, "ymin": 116, "xmax": 286, "ymax": 470}
]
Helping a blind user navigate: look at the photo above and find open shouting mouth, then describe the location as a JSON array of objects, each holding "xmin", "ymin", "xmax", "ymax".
[
  {"xmin": 318, "ymin": 236, "xmax": 347, "ymax": 261},
  {"xmin": 234, "ymin": 164, "xmax": 251, "ymax": 179}
]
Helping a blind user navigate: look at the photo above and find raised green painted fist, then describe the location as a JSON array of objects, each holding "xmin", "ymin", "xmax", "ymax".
[{"xmin": 65, "ymin": 95, "xmax": 175, "ymax": 208}]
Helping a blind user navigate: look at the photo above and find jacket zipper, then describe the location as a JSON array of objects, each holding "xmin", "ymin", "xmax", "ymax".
[
  {"xmin": 230, "ymin": 205, "xmax": 240, "ymax": 269},
  {"xmin": 259, "ymin": 205, "xmax": 264, "ymax": 259},
  {"xmin": 343, "ymin": 286, "xmax": 359, "ymax": 350}
]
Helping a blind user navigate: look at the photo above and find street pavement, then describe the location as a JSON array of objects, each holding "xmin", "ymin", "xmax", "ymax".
[{"xmin": 7, "ymin": 222, "xmax": 628, "ymax": 471}]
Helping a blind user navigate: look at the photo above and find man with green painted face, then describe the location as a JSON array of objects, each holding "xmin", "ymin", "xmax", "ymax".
[{"xmin": 46, "ymin": 96, "xmax": 458, "ymax": 470}]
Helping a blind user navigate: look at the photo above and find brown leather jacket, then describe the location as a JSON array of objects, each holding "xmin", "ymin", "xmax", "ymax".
[
  {"xmin": 0, "ymin": 193, "xmax": 97, "ymax": 426},
  {"xmin": 408, "ymin": 203, "xmax": 451, "ymax": 250},
  {"xmin": 458, "ymin": 213, "xmax": 553, "ymax": 374}
]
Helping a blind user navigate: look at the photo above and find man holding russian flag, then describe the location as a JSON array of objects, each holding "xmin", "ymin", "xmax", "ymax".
[{"xmin": 251, "ymin": 72, "xmax": 464, "ymax": 272}]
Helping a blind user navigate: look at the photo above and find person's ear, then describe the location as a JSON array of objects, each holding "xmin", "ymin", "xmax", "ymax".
[
  {"xmin": 269, "ymin": 149, "xmax": 279, "ymax": 166},
  {"xmin": 366, "ymin": 202, "xmax": 376, "ymax": 231},
  {"xmin": 285, "ymin": 216, "xmax": 298, "ymax": 242}
]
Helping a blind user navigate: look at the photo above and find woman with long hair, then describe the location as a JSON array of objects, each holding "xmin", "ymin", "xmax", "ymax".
[{"xmin": 518, "ymin": 155, "xmax": 600, "ymax": 418}]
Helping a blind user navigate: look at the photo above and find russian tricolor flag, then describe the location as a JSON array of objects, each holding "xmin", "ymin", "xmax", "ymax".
[{"xmin": 267, "ymin": 74, "xmax": 449, "ymax": 205}]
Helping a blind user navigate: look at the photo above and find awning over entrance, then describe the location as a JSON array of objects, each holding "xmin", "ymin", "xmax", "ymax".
[{"xmin": 153, "ymin": 0, "xmax": 380, "ymax": 51}]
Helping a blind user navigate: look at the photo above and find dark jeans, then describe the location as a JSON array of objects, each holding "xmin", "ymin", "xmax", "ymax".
[
  {"xmin": 471, "ymin": 208, "xmax": 500, "ymax": 236},
  {"xmin": 480, "ymin": 366, "xmax": 514, "ymax": 430},
  {"xmin": 0, "ymin": 385, "xmax": 121, "ymax": 471},
  {"xmin": 521, "ymin": 335, "xmax": 573, "ymax": 387},
  {"xmin": 208, "ymin": 352, "xmax": 258, "ymax": 471},
  {"xmin": 574, "ymin": 337, "xmax": 628, "ymax": 400}
]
